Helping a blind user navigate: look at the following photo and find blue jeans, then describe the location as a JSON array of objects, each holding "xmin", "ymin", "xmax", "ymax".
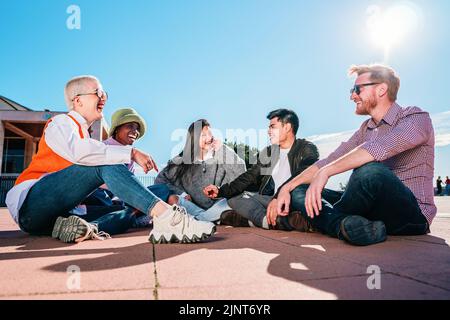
[
  {"xmin": 81, "ymin": 205, "xmax": 135, "ymax": 235},
  {"xmin": 177, "ymin": 197, "xmax": 231, "ymax": 222},
  {"xmin": 19, "ymin": 164, "xmax": 161, "ymax": 236},
  {"xmin": 290, "ymin": 162, "xmax": 429, "ymax": 238},
  {"xmin": 80, "ymin": 183, "xmax": 171, "ymax": 233},
  {"xmin": 147, "ymin": 184, "xmax": 171, "ymax": 202},
  {"xmin": 82, "ymin": 188, "xmax": 116, "ymax": 206},
  {"xmin": 83, "ymin": 183, "xmax": 171, "ymax": 207}
]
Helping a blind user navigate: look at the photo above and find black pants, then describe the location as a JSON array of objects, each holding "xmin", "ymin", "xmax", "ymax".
[{"xmin": 290, "ymin": 162, "xmax": 429, "ymax": 238}]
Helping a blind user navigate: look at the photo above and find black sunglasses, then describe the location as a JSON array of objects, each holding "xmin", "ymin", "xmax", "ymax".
[{"xmin": 350, "ymin": 83, "xmax": 380, "ymax": 95}]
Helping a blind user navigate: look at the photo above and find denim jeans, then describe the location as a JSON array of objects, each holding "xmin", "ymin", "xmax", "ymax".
[
  {"xmin": 147, "ymin": 184, "xmax": 171, "ymax": 202},
  {"xmin": 83, "ymin": 183, "xmax": 171, "ymax": 207},
  {"xmin": 19, "ymin": 164, "xmax": 161, "ymax": 236},
  {"xmin": 290, "ymin": 162, "xmax": 429, "ymax": 238},
  {"xmin": 177, "ymin": 197, "xmax": 231, "ymax": 222},
  {"xmin": 82, "ymin": 188, "xmax": 115, "ymax": 206},
  {"xmin": 76, "ymin": 183, "xmax": 170, "ymax": 234},
  {"xmin": 82, "ymin": 205, "xmax": 135, "ymax": 235},
  {"xmin": 228, "ymin": 192, "xmax": 272, "ymax": 228}
]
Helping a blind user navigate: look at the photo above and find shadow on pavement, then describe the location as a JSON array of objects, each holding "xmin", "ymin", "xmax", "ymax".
[{"xmin": 1, "ymin": 227, "xmax": 450, "ymax": 299}]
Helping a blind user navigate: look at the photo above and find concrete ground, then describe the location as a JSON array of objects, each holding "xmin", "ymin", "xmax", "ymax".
[{"xmin": 1, "ymin": 197, "xmax": 450, "ymax": 300}]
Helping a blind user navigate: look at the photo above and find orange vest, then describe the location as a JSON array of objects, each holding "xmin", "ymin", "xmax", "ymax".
[{"xmin": 15, "ymin": 115, "xmax": 85, "ymax": 186}]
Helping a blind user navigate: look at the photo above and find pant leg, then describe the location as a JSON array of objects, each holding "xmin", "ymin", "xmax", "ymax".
[
  {"xmin": 177, "ymin": 196, "xmax": 206, "ymax": 218},
  {"xmin": 334, "ymin": 162, "xmax": 428, "ymax": 235},
  {"xmin": 19, "ymin": 164, "xmax": 161, "ymax": 235},
  {"xmin": 82, "ymin": 188, "xmax": 114, "ymax": 206},
  {"xmin": 86, "ymin": 206, "xmax": 135, "ymax": 235},
  {"xmin": 194, "ymin": 198, "xmax": 232, "ymax": 222},
  {"xmin": 228, "ymin": 192, "xmax": 272, "ymax": 228},
  {"xmin": 147, "ymin": 184, "xmax": 170, "ymax": 202},
  {"xmin": 290, "ymin": 185, "xmax": 347, "ymax": 237}
]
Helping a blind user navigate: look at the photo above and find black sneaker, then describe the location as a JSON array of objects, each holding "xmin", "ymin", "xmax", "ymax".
[
  {"xmin": 220, "ymin": 210, "xmax": 250, "ymax": 227},
  {"xmin": 339, "ymin": 215, "xmax": 387, "ymax": 246},
  {"xmin": 288, "ymin": 211, "xmax": 314, "ymax": 232}
]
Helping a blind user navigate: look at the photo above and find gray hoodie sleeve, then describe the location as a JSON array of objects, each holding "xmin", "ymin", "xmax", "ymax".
[
  {"xmin": 155, "ymin": 163, "xmax": 186, "ymax": 195},
  {"xmin": 220, "ymin": 145, "xmax": 247, "ymax": 185}
]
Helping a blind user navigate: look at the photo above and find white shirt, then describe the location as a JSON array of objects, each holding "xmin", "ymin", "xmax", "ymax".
[
  {"xmin": 271, "ymin": 148, "xmax": 291, "ymax": 193},
  {"xmin": 103, "ymin": 137, "xmax": 136, "ymax": 173},
  {"xmin": 5, "ymin": 111, "xmax": 132, "ymax": 224}
]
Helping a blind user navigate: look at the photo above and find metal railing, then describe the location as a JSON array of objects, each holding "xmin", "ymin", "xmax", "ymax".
[{"xmin": 0, "ymin": 174, "xmax": 19, "ymax": 207}]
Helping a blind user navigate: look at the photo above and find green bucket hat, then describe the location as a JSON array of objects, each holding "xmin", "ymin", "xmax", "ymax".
[{"xmin": 109, "ymin": 108, "xmax": 147, "ymax": 139}]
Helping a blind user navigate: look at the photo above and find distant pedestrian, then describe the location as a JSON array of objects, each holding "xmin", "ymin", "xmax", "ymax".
[
  {"xmin": 445, "ymin": 176, "xmax": 450, "ymax": 196},
  {"xmin": 436, "ymin": 176, "xmax": 443, "ymax": 196}
]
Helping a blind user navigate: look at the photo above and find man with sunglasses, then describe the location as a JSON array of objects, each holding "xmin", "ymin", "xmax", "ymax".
[
  {"xmin": 274, "ymin": 64, "xmax": 436, "ymax": 246},
  {"xmin": 6, "ymin": 75, "xmax": 216, "ymax": 244}
]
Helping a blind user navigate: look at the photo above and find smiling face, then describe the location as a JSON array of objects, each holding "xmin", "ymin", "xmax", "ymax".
[
  {"xmin": 114, "ymin": 122, "xmax": 140, "ymax": 146},
  {"xmin": 350, "ymin": 73, "xmax": 379, "ymax": 116},
  {"xmin": 72, "ymin": 79, "xmax": 107, "ymax": 124},
  {"xmin": 199, "ymin": 126, "xmax": 214, "ymax": 152},
  {"xmin": 268, "ymin": 117, "xmax": 290, "ymax": 145}
]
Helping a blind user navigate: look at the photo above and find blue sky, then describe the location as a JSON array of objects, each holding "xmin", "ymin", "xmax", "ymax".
[{"xmin": 1, "ymin": 0, "xmax": 449, "ymax": 180}]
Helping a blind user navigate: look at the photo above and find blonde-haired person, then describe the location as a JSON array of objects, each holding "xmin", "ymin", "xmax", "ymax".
[
  {"xmin": 274, "ymin": 64, "xmax": 436, "ymax": 246},
  {"xmin": 6, "ymin": 75, "xmax": 215, "ymax": 244}
]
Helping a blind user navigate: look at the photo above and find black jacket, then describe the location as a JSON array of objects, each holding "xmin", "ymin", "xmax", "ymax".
[{"xmin": 218, "ymin": 138, "xmax": 319, "ymax": 198}]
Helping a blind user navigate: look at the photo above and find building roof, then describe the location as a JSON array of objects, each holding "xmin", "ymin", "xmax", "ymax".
[{"xmin": 0, "ymin": 95, "xmax": 32, "ymax": 111}]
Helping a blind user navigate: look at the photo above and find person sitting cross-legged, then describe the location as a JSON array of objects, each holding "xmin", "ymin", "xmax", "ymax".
[
  {"xmin": 274, "ymin": 64, "xmax": 436, "ymax": 246},
  {"xmin": 203, "ymin": 109, "xmax": 319, "ymax": 231},
  {"xmin": 76, "ymin": 107, "xmax": 173, "ymax": 231},
  {"xmin": 5, "ymin": 75, "xmax": 216, "ymax": 244}
]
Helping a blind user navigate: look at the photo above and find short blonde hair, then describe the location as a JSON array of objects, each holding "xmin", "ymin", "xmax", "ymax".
[
  {"xmin": 348, "ymin": 64, "xmax": 400, "ymax": 102},
  {"xmin": 64, "ymin": 75, "xmax": 100, "ymax": 110}
]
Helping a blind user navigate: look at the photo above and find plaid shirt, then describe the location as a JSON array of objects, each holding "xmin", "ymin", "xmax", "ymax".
[{"xmin": 315, "ymin": 103, "xmax": 436, "ymax": 224}]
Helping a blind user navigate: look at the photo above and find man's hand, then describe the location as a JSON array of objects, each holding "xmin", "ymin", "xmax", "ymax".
[
  {"xmin": 132, "ymin": 148, "xmax": 159, "ymax": 174},
  {"xmin": 276, "ymin": 185, "xmax": 292, "ymax": 216},
  {"xmin": 203, "ymin": 185, "xmax": 219, "ymax": 198},
  {"xmin": 305, "ymin": 169, "xmax": 329, "ymax": 218},
  {"xmin": 266, "ymin": 198, "xmax": 283, "ymax": 227},
  {"xmin": 184, "ymin": 194, "xmax": 192, "ymax": 201}
]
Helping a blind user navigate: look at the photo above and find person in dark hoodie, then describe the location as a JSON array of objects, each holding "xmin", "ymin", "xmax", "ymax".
[
  {"xmin": 203, "ymin": 109, "xmax": 319, "ymax": 231},
  {"xmin": 155, "ymin": 119, "xmax": 246, "ymax": 222}
]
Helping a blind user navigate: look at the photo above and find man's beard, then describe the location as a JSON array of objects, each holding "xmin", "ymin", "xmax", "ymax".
[{"xmin": 356, "ymin": 96, "xmax": 377, "ymax": 115}]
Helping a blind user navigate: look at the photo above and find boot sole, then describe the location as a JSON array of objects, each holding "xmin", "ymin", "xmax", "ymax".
[
  {"xmin": 52, "ymin": 216, "xmax": 88, "ymax": 243},
  {"xmin": 148, "ymin": 226, "xmax": 216, "ymax": 244},
  {"xmin": 340, "ymin": 217, "xmax": 387, "ymax": 246}
]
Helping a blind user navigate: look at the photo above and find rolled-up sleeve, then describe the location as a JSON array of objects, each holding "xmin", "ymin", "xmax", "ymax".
[
  {"xmin": 360, "ymin": 113, "xmax": 431, "ymax": 162},
  {"xmin": 45, "ymin": 117, "xmax": 132, "ymax": 165},
  {"xmin": 315, "ymin": 128, "xmax": 363, "ymax": 169}
]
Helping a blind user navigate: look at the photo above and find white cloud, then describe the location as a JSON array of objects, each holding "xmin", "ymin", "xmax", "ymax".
[
  {"xmin": 432, "ymin": 111, "xmax": 450, "ymax": 147},
  {"xmin": 307, "ymin": 111, "xmax": 450, "ymax": 158},
  {"xmin": 306, "ymin": 110, "xmax": 450, "ymax": 189}
]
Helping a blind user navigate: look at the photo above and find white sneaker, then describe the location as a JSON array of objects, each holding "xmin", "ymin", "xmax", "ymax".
[{"xmin": 149, "ymin": 205, "xmax": 216, "ymax": 244}]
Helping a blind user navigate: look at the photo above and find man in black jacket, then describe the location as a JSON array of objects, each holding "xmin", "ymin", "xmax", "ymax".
[{"xmin": 203, "ymin": 109, "xmax": 318, "ymax": 230}]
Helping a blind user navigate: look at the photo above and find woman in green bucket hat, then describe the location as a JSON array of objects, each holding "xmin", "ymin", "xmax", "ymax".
[{"xmin": 80, "ymin": 108, "xmax": 171, "ymax": 229}]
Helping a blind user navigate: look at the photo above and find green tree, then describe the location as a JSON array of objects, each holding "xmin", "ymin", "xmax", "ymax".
[{"xmin": 224, "ymin": 139, "xmax": 259, "ymax": 169}]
